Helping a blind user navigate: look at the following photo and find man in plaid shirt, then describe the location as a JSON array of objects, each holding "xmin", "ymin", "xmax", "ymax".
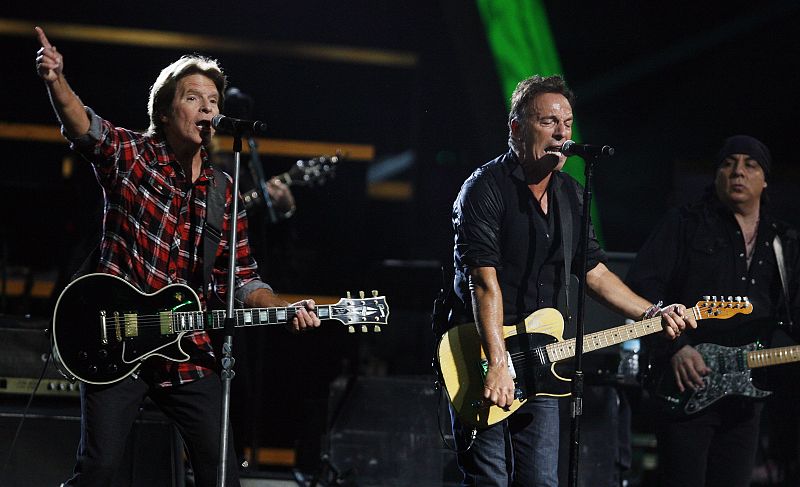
[{"xmin": 36, "ymin": 26, "xmax": 320, "ymax": 487}]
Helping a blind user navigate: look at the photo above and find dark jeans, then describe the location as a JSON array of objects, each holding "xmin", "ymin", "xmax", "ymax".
[
  {"xmin": 452, "ymin": 397, "xmax": 560, "ymax": 487},
  {"xmin": 656, "ymin": 399, "xmax": 762, "ymax": 487},
  {"xmin": 63, "ymin": 372, "xmax": 240, "ymax": 487}
]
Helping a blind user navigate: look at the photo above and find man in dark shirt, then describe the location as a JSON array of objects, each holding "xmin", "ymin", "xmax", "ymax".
[
  {"xmin": 35, "ymin": 27, "xmax": 320, "ymax": 487},
  {"xmin": 627, "ymin": 135, "xmax": 800, "ymax": 487},
  {"xmin": 449, "ymin": 74, "xmax": 694, "ymax": 486}
]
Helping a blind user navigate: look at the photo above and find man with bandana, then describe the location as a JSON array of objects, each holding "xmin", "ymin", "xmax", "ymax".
[{"xmin": 627, "ymin": 135, "xmax": 800, "ymax": 486}]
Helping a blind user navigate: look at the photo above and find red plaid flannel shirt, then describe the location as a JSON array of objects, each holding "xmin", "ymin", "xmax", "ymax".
[{"xmin": 69, "ymin": 108, "xmax": 270, "ymax": 387}]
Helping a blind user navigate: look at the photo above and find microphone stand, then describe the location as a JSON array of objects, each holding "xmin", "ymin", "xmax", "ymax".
[
  {"xmin": 567, "ymin": 153, "xmax": 600, "ymax": 487},
  {"xmin": 217, "ymin": 133, "xmax": 244, "ymax": 487},
  {"xmin": 246, "ymin": 137, "xmax": 278, "ymax": 224}
]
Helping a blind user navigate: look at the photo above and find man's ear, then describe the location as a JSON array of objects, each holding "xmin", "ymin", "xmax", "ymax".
[{"xmin": 509, "ymin": 118, "xmax": 522, "ymax": 140}]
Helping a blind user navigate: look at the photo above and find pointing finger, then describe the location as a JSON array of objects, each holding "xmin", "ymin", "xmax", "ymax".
[{"xmin": 35, "ymin": 26, "xmax": 52, "ymax": 49}]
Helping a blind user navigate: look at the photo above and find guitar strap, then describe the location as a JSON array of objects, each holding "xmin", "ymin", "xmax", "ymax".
[
  {"xmin": 204, "ymin": 167, "xmax": 228, "ymax": 305},
  {"xmin": 556, "ymin": 176, "xmax": 573, "ymax": 326},
  {"xmin": 772, "ymin": 234, "xmax": 794, "ymax": 332}
]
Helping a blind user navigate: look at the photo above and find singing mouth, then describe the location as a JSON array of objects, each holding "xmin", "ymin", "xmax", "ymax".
[
  {"xmin": 196, "ymin": 120, "xmax": 212, "ymax": 131},
  {"xmin": 544, "ymin": 145, "xmax": 563, "ymax": 156}
]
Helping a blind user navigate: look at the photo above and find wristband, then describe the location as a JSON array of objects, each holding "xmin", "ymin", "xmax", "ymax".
[{"xmin": 643, "ymin": 300, "xmax": 664, "ymax": 319}]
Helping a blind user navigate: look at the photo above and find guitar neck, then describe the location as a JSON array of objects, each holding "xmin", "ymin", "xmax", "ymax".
[
  {"xmin": 746, "ymin": 345, "xmax": 800, "ymax": 369},
  {"xmin": 275, "ymin": 171, "xmax": 294, "ymax": 187},
  {"xmin": 202, "ymin": 305, "xmax": 335, "ymax": 330},
  {"xmin": 163, "ymin": 306, "xmax": 336, "ymax": 334},
  {"xmin": 545, "ymin": 305, "xmax": 704, "ymax": 362}
]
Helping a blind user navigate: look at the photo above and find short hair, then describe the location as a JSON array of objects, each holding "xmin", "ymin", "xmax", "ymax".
[
  {"xmin": 147, "ymin": 55, "xmax": 227, "ymax": 135},
  {"xmin": 508, "ymin": 75, "xmax": 575, "ymax": 152}
]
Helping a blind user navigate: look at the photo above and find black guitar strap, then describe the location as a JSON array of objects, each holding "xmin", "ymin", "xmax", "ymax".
[
  {"xmin": 204, "ymin": 167, "xmax": 228, "ymax": 303},
  {"xmin": 556, "ymin": 175, "xmax": 573, "ymax": 327},
  {"xmin": 773, "ymin": 234, "xmax": 794, "ymax": 333}
]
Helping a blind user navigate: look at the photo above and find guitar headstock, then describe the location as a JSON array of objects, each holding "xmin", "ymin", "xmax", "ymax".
[
  {"xmin": 287, "ymin": 154, "xmax": 341, "ymax": 187},
  {"xmin": 333, "ymin": 290, "xmax": 389, "ymax": 333},
  {"xmin": 694, "ymin": 296, "xmax": 753, "ymax": 319}
]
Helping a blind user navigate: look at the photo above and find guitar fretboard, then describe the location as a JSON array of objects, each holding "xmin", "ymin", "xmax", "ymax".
[
  {"xmin": 747, "ymin": 345, "xmax": 800, "ymax": 368},
  {"xmin": 169, "ymin": 306, "xmax": 335, "ymax": 332},
  {"xmin": 545, "ymin": 306, "xmax": 702, "ymax": 362}
]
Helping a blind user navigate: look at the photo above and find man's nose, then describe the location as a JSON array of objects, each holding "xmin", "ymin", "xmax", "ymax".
[
  {"xmin": 731, "ymin": 160, "xmax": 746, "ymax": 176},
  {"xmin": 553, "ymin": 122, "xmax": 567, "ymax": 140}
]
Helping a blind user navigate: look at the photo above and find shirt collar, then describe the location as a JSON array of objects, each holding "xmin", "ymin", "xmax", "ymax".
[{"xmin": 147, "ymin": 131, "xmax": 213, "ymax": 183}]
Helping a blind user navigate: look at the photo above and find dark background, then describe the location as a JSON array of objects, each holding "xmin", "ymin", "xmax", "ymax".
[{"xmin": 2, "ymin": 0, "xmax": 799, "ymax": 482}]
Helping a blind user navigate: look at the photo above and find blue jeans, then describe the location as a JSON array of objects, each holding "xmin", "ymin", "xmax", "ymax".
[{"xmin": 452, "ymin": 397, "xmax": 560, "ymax": 487}]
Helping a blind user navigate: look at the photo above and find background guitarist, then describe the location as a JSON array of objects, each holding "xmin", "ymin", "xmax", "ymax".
[
  {"xmin": 35, "ymin": 26, "xmax": 321, "ymax": 487},
  {"xmin": 627, "ymin": 135, "xmax": 800, "ymax": 487},
  {"xmin": 448, "ymin": 74, "xmax": 695, "ymax": 487}
]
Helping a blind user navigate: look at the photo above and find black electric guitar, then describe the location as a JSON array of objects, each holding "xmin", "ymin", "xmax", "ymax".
[
  {"xmin": 437, "ymin": 298, "xmax": 752, "ymax": 429},
  {"xmin": 649, "ymin": 341, "xmax": 800, "ymax": 416},
  {"xmin": 241, "ymin": 154, "xmax": 340, "ymax": 209},
  {"xmin": 52, "ymin": 273, "xmax": 389, "ymax": 385}
]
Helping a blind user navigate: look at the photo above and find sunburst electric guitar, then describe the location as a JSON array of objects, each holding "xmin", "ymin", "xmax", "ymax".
[
  {"xmin": 437, "ymin": 298, "xmax": 752, "ymax": 429},
  {"xmin": 52, "ymin": 273, "xmax": 389, "ymax": 385}
]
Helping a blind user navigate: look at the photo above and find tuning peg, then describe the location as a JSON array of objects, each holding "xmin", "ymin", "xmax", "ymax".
[
  {"xmin": 703, "ymin": 295, "xmax": 710, "ymax": 302},
  {"xmin": 346, "ymin": 291, "xmax": 352, "ymax": 299},
  {"xmin": 361, "ymin": 325, "xmax": 368, "ymax": 333},
  {"xmin": 374, "ymin": 324, "xmax": 382, "ymax": 332},
  {"xmin": 359, "ymin": 291, "xmax": 365, "ymax": 299},
  {"xmin": 348, "ymin": 325, "xmax": 355, "ymax": 333},
  {"xmin": 372, "ymin": 290, "xmax": 378, "ymax": 297}
]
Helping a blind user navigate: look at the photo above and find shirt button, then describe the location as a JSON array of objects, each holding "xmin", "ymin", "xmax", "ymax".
[
  {"xmin": 741, "ymin": 276, "xmax": 746, "ymax": 281},
  {"xmin": 736, "ymin": 230, "xmax": 741, "ymax": 235},
  {"xmin": 758, "ymin": 260, "xmax": 763, "ymax": 265},
  {"xmin": 739, "ymin": 253, "xmax": 745, "ymax": 258},
  {"xmin": 751, "ymin": 278, "xmax": 756, "ymax": 284}
]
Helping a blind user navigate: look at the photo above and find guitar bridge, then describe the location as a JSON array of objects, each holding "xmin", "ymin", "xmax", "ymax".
[{"xmin": 99, "ymin": 310, "xmax": 108, "ymax": 345}]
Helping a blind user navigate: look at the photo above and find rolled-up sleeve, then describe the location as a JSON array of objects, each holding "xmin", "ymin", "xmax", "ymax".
[{"xmin": 453, "ymin": 170, "xmax": 504, "ymax": 271}]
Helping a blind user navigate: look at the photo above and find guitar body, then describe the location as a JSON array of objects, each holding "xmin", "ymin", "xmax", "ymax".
[
  {"xmin": 437, "ymin": 308, "xmax": 571, "ymax": 429},
  {"xmin": 52, "ymin": 273, "xmax": 201, "ymax": 385},
  {"xmin": 650, "ymin": 342, "xmax": 772, "ymax": 416}
]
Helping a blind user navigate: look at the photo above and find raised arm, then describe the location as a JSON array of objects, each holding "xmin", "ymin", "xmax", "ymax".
[{"xmin": 35, "ymin": 26, "xmax": 90, "ymax": 138}]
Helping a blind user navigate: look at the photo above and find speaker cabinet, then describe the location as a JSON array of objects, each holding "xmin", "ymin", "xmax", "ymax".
[
  {"xmin": 325, "ymin": 375, "xmax": 444, "ymax": 487},
  {"xmin": 0, "ymin": 399, "xmax": 182, "ymax": 487}
]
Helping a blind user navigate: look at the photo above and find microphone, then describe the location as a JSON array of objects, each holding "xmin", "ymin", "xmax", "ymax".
[
  {"xmin": 560, "ymin": 140, "xmax": 615, "ymax": 158},
  {"xmin": 211, "ymin": 114, "xmax": 268, "ymax": 136}
]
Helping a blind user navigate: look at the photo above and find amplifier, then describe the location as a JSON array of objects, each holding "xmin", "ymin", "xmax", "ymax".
[{"xmin": 0, "ymin": 315, "xmax": 79, "ymax": 398}]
